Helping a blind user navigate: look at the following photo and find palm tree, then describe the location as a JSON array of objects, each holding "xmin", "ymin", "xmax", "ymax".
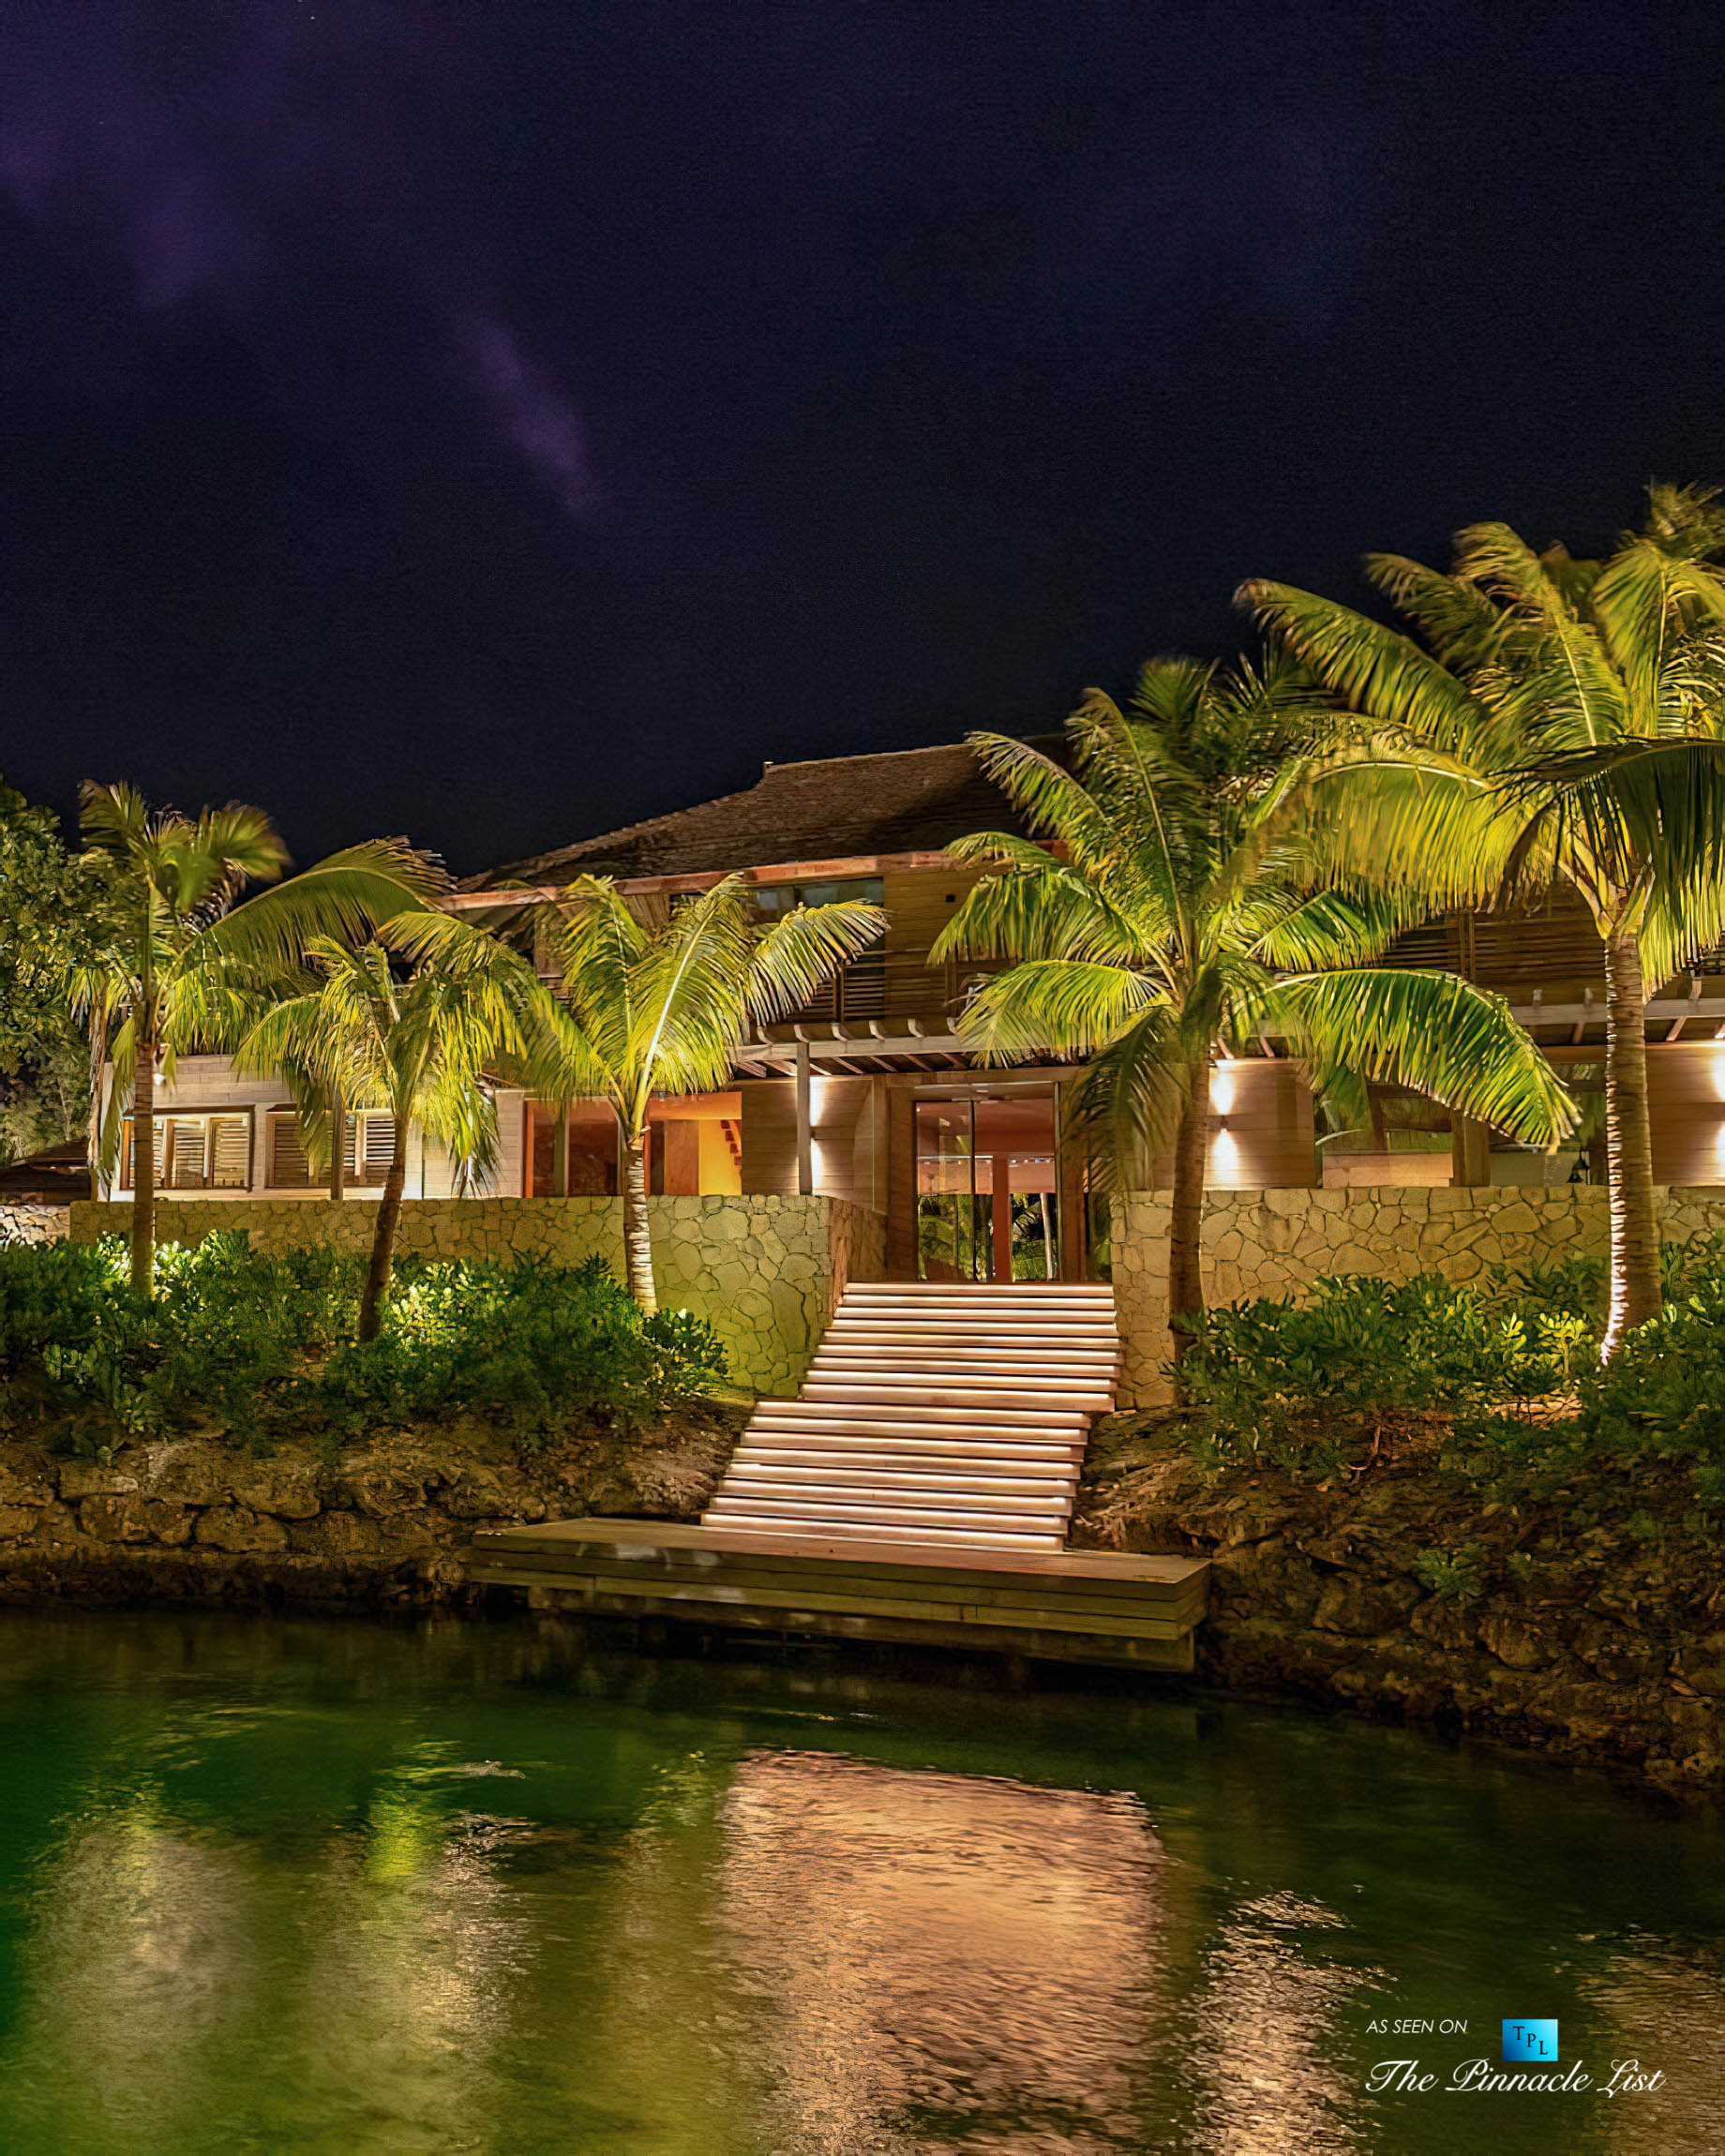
[
  {"xmin": 1241, "ymin": 485, "xmax": 1725, "ymax": 1353},
  {"xmin": 533, "ymin": 875, "xmax": 887, "ymax": 1312},
  {"xmin": 931, "ymin": 669, "xmax": 1574, "ymax": 1364},
  {"xmin": 236, "ymin": 912, "xmax": 565, "ymax": 1340},
  {"xmin": 73, "ymin": 785, "xmax": 441, "ymax": 1298}
]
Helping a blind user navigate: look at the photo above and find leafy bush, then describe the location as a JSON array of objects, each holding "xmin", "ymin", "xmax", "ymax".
[
  {"xmin": 0, "ymin": 1236, "xmax": 727, "ymax": 1448},
  {"xmin": 1575, "ymin": 1265, "xmax": 1725, "ymax": 1468},
  {"xmin": 1410, "ymin": 1542, "xmax": 1487, "ymax": 1601},
  {"xmin": 1180, "ymin": 1232, "xmax": 1725, "ymax": 1485},
  {"xmin": 1179, "ymin": 1273, "xmax": 1581, "ymax": 1469}
]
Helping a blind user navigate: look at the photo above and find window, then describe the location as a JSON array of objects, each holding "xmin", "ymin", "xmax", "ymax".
[
  {"xmin": 752, "ymin": 878, "xmax": 886, "ymax": 1019},
  {"xmin": 118, "ymin": 1112, "xmax": 252, "ymax": 1191},
  {"xmin": 266, "ymin": 1108, "xmax": 398, "ymax": 1190}
]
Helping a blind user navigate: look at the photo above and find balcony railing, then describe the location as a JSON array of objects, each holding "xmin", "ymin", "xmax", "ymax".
[{"xmin": 777, "ymin": 946, "xmax": 1003, "ymax": 1031}]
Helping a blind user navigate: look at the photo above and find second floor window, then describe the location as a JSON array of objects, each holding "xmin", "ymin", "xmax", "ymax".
[{"xmin": 752, "ymin": 878, "xmax": 886, "ymax": 1019}]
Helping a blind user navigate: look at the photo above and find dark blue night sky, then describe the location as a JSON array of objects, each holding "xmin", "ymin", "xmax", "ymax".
[{"xmin": 2, "ymin": 0, "xmax": 1720, "ymax": 869}]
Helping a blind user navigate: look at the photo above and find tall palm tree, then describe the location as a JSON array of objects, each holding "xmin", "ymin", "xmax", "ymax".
[
  {"xmin": 931, "ymin": 669, "xmax": 1574, "ymax": 1364},
  {"xmin": 236, "ymin": 912, "xmax": 566, "ymax": 1340},
  {"xmin": 1241, "ymin": 485, "xmax": 1725, "ymax": 1353},
  {"xmin": 72, "ymin": 785, "xmax": 441, "ymax": 1298},
  {"xmin": 533, "ymin": 875, "xmax": 886, "ymax": 1312}
]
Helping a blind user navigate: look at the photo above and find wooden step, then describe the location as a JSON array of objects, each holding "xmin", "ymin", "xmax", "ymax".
[
  {"xmin": 726, "ymin": 1461, "xmax": 1075, "ymax": 1493},
  {"xmin": 700, "ymin": 1519, "xmax": 1064, "ymax": 1551},
  {"xmin": 710, "ymin": 1488, "xmax": 1070, "ymax": 1521},
  {"xmin": 733, "ymin": 1437, "xmax": 1086, "ymax": 1465},
  {"xmin": 810, "ymin": 1354, "xmax": 1121, "ymax": 1370},
  {"xmin": 818, "ymin": 1329, "xmax": 1120, "ymax": 1351},
  {"xmin": 705, "ymin": 1280, "xmax": 1118, "ymax": 1558},
  {"xmin": 800, "ymin": 1385, "xmax": 1112, "ymax": 1412}
]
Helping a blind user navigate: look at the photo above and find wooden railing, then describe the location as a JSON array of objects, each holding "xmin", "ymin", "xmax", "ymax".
[{"xmin": 779, "ymin": 946, "xmax": 1002, "ymax": 1029}]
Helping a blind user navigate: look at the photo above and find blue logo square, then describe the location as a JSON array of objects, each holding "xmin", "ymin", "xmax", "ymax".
[{"xmin": 1502, "ymin": 2019, "xmax": 1558, "ymax": 2063}]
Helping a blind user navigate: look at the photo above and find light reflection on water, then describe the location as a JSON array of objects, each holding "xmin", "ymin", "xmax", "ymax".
[{"xmin": 0, "ymin": 1610, "xmax": 1718, "ymax": 2154}]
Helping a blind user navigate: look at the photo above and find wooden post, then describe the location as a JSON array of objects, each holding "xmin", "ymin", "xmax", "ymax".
[
  {"xmin": 886, "ymin": 1083, "xmax": 916, "ymax": 1279},
  {"xmin": 1055, "ymin": 1080, "xmax": 1086, "ymax": 1281},
  {"xmin": 1450, "ymin": 1114, "xmax": 1490, "ymax": 1187},
  {"xmin": 551, "ymin": 1109, "xmax": 569, "ymax": 1198},
  {"xmin": 990, "ymin": 1158, "xmax": 1013, "ymax": 1282},
  {"xmin": 329, "ymin": 1089, "xmax": 346, "ymax": 1202},
  {"xmin": 795, "ymin": 1040, "xmax": 814, "ymax": 1196}
]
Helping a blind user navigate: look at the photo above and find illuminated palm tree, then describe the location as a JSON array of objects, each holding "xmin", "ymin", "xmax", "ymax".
[
  {"xmin": 73, "ymin": 784, "xmax": 440, "ymax": 1298},
  {"xmin": 1242, "ymin": 484, "xmax": 1725, "ymax": 1351},
  {"xmin": 533, "ymin": 876, "xmax": 886, "ymax": 1311},
  {"xmin": 932, "ymin": 666, "xmax": 1573, "ymax": 1364},
  {"xmin": 236, "ymin": 912, "xmax": 564, "ymax": 1340}
]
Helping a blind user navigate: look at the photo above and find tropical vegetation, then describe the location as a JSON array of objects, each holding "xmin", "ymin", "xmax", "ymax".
[
  {"xmin": 931, "ymin": 664, "xmax": 1573, "ymax": 1359},
  {"xmin": 1177, "ymin": 1232, "xmax": 1725, "ymax": 1520},
  {"xmin": 71, "ymin": 785, "xmax": 441, "ymax": 1299},
  {"xmin": 0, "ymin": 1234, "xmax": 725, "ymax": 1453},
  {"xmin": 1243, "ymin": 484, "xmax": 1725, "ymax": 1353},
  {"xmin": 235, "ymin": 911, "xmax": 564, "ymax": 1339},
  {"xmin": 530, "ymin": 874, "xmax": 886, "ymax": 1310},
  {"xmin": 0, "ymin": 780, "xmax": 125, "ymax": 1161}
]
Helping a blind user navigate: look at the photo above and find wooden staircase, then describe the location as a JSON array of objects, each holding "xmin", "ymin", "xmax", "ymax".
[{"xmin": 702, "ymin": 1281, "xmax": 1119, "ymax": 1551}]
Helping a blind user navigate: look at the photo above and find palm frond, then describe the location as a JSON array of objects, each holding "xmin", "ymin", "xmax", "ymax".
[
  {"xmin": 1267, "ymin": 967, "xmax": 1574, "ymax": 1145},
  {"xmin": 1238, "ymin": 580, "xmax": 1490, "ymax": 756},
  {"xmin": 954, "ymin": 959, "xmax": 1164, "ymax": 1064},
  {"xmin": 1063, "ymin": 1004, "xmax": 1187, "ymax": 1190},
  {"xmin": 747, "ymin": 898, "xmax": 888, "ymax": 1021}
]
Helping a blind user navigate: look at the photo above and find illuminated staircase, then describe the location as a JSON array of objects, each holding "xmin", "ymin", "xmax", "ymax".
[{"xmin": 701, "ymin": 1281, "xmax": 1119, "ymax": 1551}]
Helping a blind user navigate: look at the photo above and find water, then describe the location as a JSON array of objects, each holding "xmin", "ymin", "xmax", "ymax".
[{"xmin": 0, "ymin": 1611, "xmax": 1718, "ymax": 2154}]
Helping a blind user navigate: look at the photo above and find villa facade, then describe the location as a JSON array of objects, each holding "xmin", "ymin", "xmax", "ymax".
[{"xmin": 98, "ymin": 737, "xmax": 1725, "ymax": 1284}]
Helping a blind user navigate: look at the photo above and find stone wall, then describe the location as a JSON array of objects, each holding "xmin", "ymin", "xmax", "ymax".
[
  {"xmin": 0, "ymin": 1415, "xmax": 742, "ymax": 1614},
  {"xmin": 0, "ymin": 1205, "xmax": 69, "ymax": 1247},
  {"xmin": 70, "ymin": 1195, "xmax": 885, "ymax": 1396},
  {"xmin": 1113, "ymin": 1185, "xmax": 1725, "ymax": 1407}
]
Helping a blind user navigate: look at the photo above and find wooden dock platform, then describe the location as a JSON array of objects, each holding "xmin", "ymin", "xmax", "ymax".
[{"xmin": 463, "ymin": 1519, "xmax": 1209, "ymax": 1671}]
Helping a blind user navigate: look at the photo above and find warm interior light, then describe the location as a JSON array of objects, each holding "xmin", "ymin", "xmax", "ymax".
[{"xmin": 1210, "ymin": 1062, "xmax": 1237, "ymax": 1117}]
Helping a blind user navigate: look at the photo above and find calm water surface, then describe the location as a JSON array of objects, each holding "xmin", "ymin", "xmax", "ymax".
[{"xmin": 0, "ymin": 1609, "xmax": 1718, "ymax": 2154}]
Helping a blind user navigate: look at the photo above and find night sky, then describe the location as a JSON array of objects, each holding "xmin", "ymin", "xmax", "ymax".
[{"xmin": 3, "ymin": 1, "xmax": 1721, "ymax": 874}]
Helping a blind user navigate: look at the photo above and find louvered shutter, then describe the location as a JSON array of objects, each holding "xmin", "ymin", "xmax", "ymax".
[
  {"xmin": 211, "ymin": 1115, "xmax": 251, "ymax": 1190},
  {"xmin": 355, "ymin": 1115, "xmax": 397, "ymax": 1186},
  {"xmin": 168, "ymin": 1117, "xmax": 207, "ymax": 1189},
  {"xmin": 120, "ymin": 1117, "xmax": 168, "ymax": 1190},
  {"xmin": 268, "ymin": 1111, "xmax": 313, "ymax": 1189}
]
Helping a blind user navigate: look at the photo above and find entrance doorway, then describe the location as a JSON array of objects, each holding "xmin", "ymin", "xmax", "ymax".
[{"xmin": 914, "ymin": 1087, "xmax": 1063, "ymax": 1282}]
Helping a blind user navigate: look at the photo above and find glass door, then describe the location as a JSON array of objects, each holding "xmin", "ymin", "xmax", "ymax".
[{"xmin": 914, "ymin": 1088, "xmax": 1061, "ymax": 1281}]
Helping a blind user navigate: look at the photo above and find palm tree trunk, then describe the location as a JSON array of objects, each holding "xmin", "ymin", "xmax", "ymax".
[
  {"xmin": 622, "ymin": 1128, "xmax": 657, "ymax": 1313},
  {"xmin": 358, "ymin": 1125, "xmax": 409, "ymax": 1342},
  {"xmin": 1602, "ymin": 929, "xmax": 1661, "ymax": 1355},
  {"xmin": 130, "ymin": 1036, "xmax": 157, "ymax": 1300},
  {"xmin": 328, "ymin": 1088, "xmax": 346, "ymax": 1202},
  {"xmin": 1168, "ymin": 1054, "xmax": 1211, "ymax": 1367}
]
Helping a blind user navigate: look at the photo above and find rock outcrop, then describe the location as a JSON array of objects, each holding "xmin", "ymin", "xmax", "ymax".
[
  {"xmin": 0, "ymin": 1408, "xmax": 744, "ymax": 1610},
  {"xmin": 1075, "ymin": 1415, "xmax": 1725, "ymax": 1793}
]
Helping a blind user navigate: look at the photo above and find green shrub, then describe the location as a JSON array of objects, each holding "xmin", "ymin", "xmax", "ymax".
[
  {"xmin": 1179, "ymin": 1273, "xmax": 1575, "ymax": 1467},
  {"xmin": 0, "ymin": 1237, "xmax": 727, "ymax": 1448},
  {"xmin": 1575, "ymin": 1265, "xmax": 1725, "ymax": 1466},
  {"xmin": 1410, "ymin": 1542, "xmax": 1487, "ymax": 1601}
]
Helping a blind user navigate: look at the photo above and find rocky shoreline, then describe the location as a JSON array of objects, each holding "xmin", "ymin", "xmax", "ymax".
[
  {"xmin": 4, "ymin": 1402, "xmax": 1722, "ymax": 1799},
  {"xmin": 1072, "ymin": 1414, "xmax": 1725, "ymax": 1796},
  {"xmin": 0, "ymin": 1408, "xmax": 744, "ymax": 1613}
]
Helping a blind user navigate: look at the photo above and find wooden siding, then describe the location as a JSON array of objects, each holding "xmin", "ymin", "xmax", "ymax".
[
  {"xmin": 741, "ymin": 1074, "xmax": 883, "ymax": 1206},
  {"xmin": 1646, "ymin": 1046, "xmax": 1725, "ymax": 1184},
  {"xmin": 1137, "ymin": 1059, "xmax": 1317, "ymax": 1190}
]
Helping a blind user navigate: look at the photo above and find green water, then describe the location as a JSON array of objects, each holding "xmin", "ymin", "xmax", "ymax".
[{"xmin": 0, "ymin": 1612, "xmax": 1719, "ymax": 2154}]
